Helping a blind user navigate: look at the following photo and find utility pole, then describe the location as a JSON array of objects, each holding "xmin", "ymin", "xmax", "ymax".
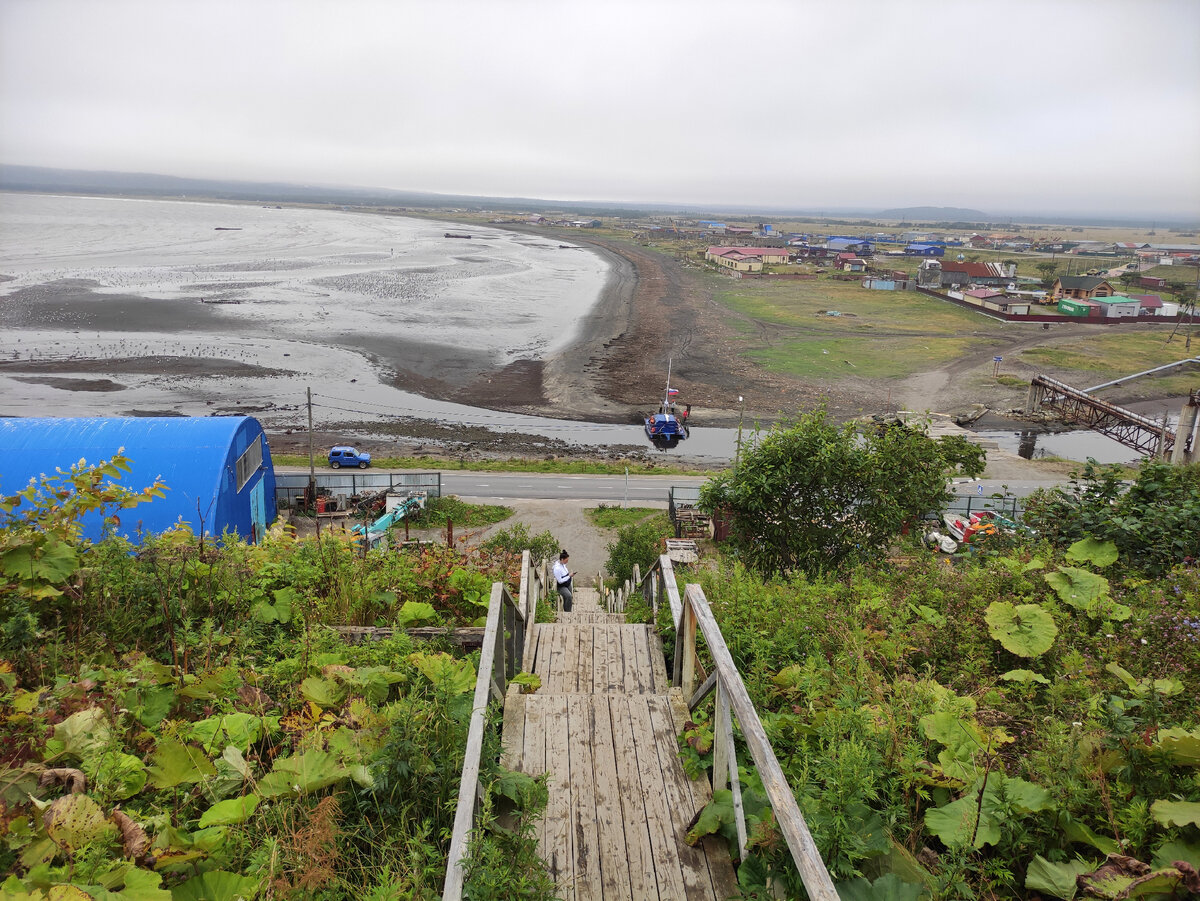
[
  {"xmin": 735, "ymin": 395, "xmax": 745, "ymax": 469},
  {"xmin": 307, "ymin": 387, "xmax": 316, "ymax": 501}
]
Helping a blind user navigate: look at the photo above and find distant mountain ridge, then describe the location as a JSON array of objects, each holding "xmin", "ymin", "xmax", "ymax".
[
  {"xmin": 2, "ymin": 165, "xmax": 1193, "ymax": 227},
  {"xmin": 877, "ymin": 206, "xmax": 991, "ymax": 221}
]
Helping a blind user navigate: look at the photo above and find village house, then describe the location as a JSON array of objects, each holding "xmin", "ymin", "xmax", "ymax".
[
  {"xmin": 1091, "ymin": 295, "xmax": 1141, "ymax": 318},
  {"xmin": 826, "ymin": 237, "xmax": 875, "ymax": 255},
  {"xmin": 1053, "ymin": 275, "xmax": 1115, "ymax": 300},
  {"xmin": 905, "ymin": 243, "xmax": 944, "ymax": 257},
  {"xmin": 704, "ymin": 246, "xmax": 790, "ymax": 273},
  {"xmin": 1128, "ymin": 293, "xmax": 1165, "ymax": 315},
  {"xmin": 938, "ymin": 261, "xmax": 1013, "ymax": 288}
]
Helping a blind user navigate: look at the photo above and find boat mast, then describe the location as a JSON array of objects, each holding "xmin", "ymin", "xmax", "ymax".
[{"xmin": 664, "ymin": 356, "xmax": 672, "ymax": 407}]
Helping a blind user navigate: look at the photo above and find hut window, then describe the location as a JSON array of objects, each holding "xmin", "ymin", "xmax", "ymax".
[{"xmin": 236, "ymin": 437, "xmax": 263, "ymax": 491}]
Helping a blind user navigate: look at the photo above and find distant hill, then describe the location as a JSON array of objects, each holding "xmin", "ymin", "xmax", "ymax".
[{"xmin": 878, "ymin": 206, "xmax": 991, "ymax": 221}]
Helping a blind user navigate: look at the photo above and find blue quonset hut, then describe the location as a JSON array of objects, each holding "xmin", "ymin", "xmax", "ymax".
[{"xmin": 0, "ymin": 416, "xmax": 276, "ymax": 543}]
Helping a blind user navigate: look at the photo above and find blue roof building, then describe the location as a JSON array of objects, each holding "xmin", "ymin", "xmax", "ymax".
[
  {"xmin": 906, "ymin": 243, "xmax": 945, "ymax": 256},
  {"xmin": 0, "ymin": 416, "xmax": 276, "ymax": 543}
]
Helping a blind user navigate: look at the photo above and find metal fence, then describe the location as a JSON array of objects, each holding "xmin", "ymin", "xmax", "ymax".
[
  {"xmin": 274, "ymin": 471, "xmax": 442, "ymax": 509},
  {"xmin": 945, "ymin": 493, "xmax": 1024, "ymax": 520}
]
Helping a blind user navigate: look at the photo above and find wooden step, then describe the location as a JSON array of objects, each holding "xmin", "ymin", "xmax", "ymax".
[
  {"xmin": 528, "ymin": 623, "xmax": 669, "ymax": 695},
  {"xmin": 504, "ymin": 691, "xmax": 737, "ymax": 900}
]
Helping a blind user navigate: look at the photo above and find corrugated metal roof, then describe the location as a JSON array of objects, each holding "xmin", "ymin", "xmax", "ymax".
[{"xmin": 0, "ymin": 416, "xmax": 274, "ymax": 542}]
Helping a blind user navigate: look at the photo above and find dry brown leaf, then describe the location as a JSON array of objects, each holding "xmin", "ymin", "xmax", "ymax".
[
  {"xmin": 111, "ymin": 808, "xmax": 150, "ymax": 861},
  {"xmin": 38, "ymin": 768, "xmax": 87, "ymax": 794}
]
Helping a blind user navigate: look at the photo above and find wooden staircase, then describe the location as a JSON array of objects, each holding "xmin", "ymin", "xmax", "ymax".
[{"xmin": 502, "ymin": 587, "xmax": 737, "ymax": 900}]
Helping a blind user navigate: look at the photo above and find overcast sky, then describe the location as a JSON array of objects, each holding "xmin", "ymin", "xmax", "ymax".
[{"xmin": 2, "ymin": 0, "xmax": 1198, "ymax": 219}]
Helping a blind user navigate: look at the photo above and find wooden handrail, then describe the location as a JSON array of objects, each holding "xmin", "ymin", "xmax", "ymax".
[
  {"xmin": 675, "ymin": 583, "xmax": 838, "ymax": 900},
  {"xmin": 637, "ymin": 553, "xmax": 683, "ymax": 630},
  {"xmin": 443, "ymin": 554, "xmax": 540, "ymax": 900}
]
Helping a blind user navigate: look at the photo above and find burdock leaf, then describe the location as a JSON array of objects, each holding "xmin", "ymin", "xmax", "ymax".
[
  {"xmin": 1065, "ymin": 537, "xmax": 1118, "ymax": 568},
  {"xmin": 43, "ymin": 793, "xmax": 111, "ymax": 853},
  {"xmin": 1045, "ymin": 567, "xmax": 1110, "ymax": 610},
  {"xmin": 985, "ymin": 602, "xmax": 1057, "ymax": 657}
]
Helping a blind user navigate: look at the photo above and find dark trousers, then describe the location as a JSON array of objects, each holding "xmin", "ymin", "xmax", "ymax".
[{"xmin": 557, "ymin": 581, "xmax": 573, "ymax": 612}]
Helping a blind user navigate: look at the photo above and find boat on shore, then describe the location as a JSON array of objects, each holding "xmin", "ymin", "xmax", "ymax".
[
  {"xmin": 444, "ymin": 232, "xmax": 473, "ymax": 239},
  {"xmin": 645, "ymin": 360, "xmax": 690, "ymax": 444}
]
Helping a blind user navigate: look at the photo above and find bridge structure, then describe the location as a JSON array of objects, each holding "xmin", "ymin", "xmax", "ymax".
[
  {"xmin": 442, "ymin": 552, "xmax": 838, "ymax": 901},
  {"xmin": 1026, "ymin": 374, "xmax": 1198, "ymax": 462}
]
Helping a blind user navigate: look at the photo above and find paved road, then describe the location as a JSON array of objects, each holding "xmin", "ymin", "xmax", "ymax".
[
  {"xmin": 279, "ymin": 466, "xmax": 1064, "ymax": 504},
  {"xmin": 440, "ymin": 472, "xmax": 702, "ymax": 505}
]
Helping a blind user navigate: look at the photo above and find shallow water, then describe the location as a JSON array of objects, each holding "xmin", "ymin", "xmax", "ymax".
[
  {"xmin": 0, "ymin": 192, "xmax": 609, "ymax": 361},
  {"xmin": 0, "ymin": 194, "xmax": 739, "ymax": 458}
]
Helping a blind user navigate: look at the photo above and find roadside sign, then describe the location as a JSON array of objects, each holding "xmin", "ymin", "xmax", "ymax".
[{"xmin": 978, "ymin": 485, "xmax": 985, "ymax": 496}]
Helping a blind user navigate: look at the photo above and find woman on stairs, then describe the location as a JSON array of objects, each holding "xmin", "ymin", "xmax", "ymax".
[{"xmin": 553, "ymin": 549, "xmax": 575, "ymax": 612}]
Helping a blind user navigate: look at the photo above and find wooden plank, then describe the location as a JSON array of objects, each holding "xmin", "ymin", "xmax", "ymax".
[
  {"xmin": 532, "ymin": 625, "xmax": 550, "ymax": 680},
  {"xmin": 543, "ymin": 694, "xmax": 574, "ymax": 898},
  {"xmin": 575, "ymin": 623, "xmax": 592, "ymax": 695},
  {"xmin": 621, "ymin": 626, "xmax": 641, "ymax": 695},
  {"xmin": 646, "ymin": 695, "xmax": 718, "ymax": 900},
  {"xmin": 562, "ymin": 622, "xmax": 580, "ymax": 695},
  {"xmin": 632, "ymin": 626, "xmax": 654, "ymax": 694},
  {"xmin": 683, "ymin": 584, "xmax": 838, "ymax": 901},
  {"xmin": 626, "ymin": 696, "xmax": 688, "ymax": 899},
  {"xmin": 608, "ymin": 695, "xmax": 658, "ymax": 901},
  {"xmin": 665, "ymin": 688, "xmax": 740, "ymax": 901},
  {"xmin": 546, "ymin": 625, "xmax": 567, "ymax": 694},
  {"xmin": 522, "ymin": 694, "xmax": 548, "ymax": 854},
  {"xmin": 648, "ymin": 628, "xmax": 671, "ymax": 695},
  {"xmin": 500, "ymin": 685, "xmax": 526, "ymax": 771},
  {"xmin": 590, "ymin": 694, "xmax": 634, "ymax": 900},
  {"xmin": 442, "ymin": 582, "xmax": 505, "ymax": 900},
  {"xmin": 568, "ymin": 695, "xmax": 603, "ymax": 898},
  {"xmin": 606, "ymin": 625, "xmax": 625, "ymax": 695},
  {"xmin": 592, "ymin": 625, "xmax": 609, "ymax": 695}
]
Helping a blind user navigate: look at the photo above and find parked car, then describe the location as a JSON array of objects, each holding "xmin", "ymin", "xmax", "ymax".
[{"xmin": 328, "ymin": 446, "xmax": 371, "ymax": 469}]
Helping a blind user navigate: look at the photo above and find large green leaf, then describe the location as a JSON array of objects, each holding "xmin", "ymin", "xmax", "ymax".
[
  {"xmin": 836, "ymin": 874, "xmax": 923, "ymax": 901},
  {"xmin": 257, "ymin": 751, "xmax": 349, "ymax": 798},
  {"xmin": 408, "ymin": 652, "xmax": 476, "ymax": 695},
  {"xmin": 1064, "ymin": 819, "xmax": 1119, "ymax": 856},
  {"xmin": 1001, "ymin": 669, "xmax": 1050, "ymax": 686},
  {"xmin": 397, "ymin": 601, "xmax": 436, "ymax": 626},
  {"xmin": 1153, "ymin": 728, "xmax": 1200, "ymax": 766},
  {"xmin": 52, "ymin": 708, "xmax": 112, "ymax": 759},
  {"xmin": 84, "ymin": 751, "xmax": 147, "ymax": 801},
  {"xmin": 189, "ymin": 713, "xmax": 278, "ymax": 755},
  {"xmin": 250, "ymin": 587, "xmax": 294, "ymax": 625},
  {"xmin": 1106, "ymin": 663, "xmax": 1184, "ymax": 699},
  {"xmin": 342, "ymin": 667, "xmax": 404, "ymax": 705},
  {"xmin": 1151, "ymin": 799, "xmax": 1200, "ymax": 828},
  {"xmin": 1152, "ymin": 838, "xmax": 1200, "ymax": 870},
  {"xmin": 146, "ymin": 740, "xmax": 215, "ymax": 790},
  {"xmin": 1065, "ymin": 537, "xmax": 1118, "ymax": 568},
  {"xmin": 686, "ymin": 790, "xmax": 735, "ymax": 845},
  {"xmin": 43, "ymin": 793, "xmax": 111, "ymax": 853},
  {"xmin": 924, "ymin": 794, "xmax": 997, "ymax": 849},
  {"xmin": 985, "ymin": 602, "xmax": 1057, "ymax": 657},
  {"xmin": 197, "ymin": 795, "xmax": 259, "ymax": 828},
  {"xmin": 298, "ymin": 676, "xmax": 348, "ymax": 709},
  {"xmin": 1044, "ymin": 567, "xmax": 1110, "ymax": 610},
  {"xmin": 923, "ymin": 774, "xmax": 1052, "ymax": 849},
  {"xmin": 171, "ymin": 870, "xmax": 260, "ymax": 901},
  {"xmin": 1024, "ymin": 855, "xmax": 1094, "ymax": 900}
]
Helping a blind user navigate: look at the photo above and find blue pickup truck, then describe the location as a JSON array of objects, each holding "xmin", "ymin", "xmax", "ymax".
[{"xmin": 328, "ymin": 446, "xmax": 371, "ymax": 469}]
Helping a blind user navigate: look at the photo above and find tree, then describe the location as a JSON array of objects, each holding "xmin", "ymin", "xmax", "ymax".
[
  {"xmin": 699, "ymin": 410, "xmax": 985, "ymax": 577},
  {"xmin": 1035, "ymin": 261, "xmax": 1059, "ymax": 286},
  {"xmin": 605, "ymin": 518, "xmax": 671, "ymax": 588},
  {"xmin": 1023, "ymin": 460, "xmax": 1200, "ymax": 576}
]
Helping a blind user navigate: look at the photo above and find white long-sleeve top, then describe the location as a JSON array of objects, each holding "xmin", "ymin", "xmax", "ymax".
[{"xmin": 553, "ymin": 560, "xmax": 571, "ymax": 585}]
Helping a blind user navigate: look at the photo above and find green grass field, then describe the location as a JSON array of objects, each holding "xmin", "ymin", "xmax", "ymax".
[{"xmin": 1018, "ymin": 332, "xmax": 1200, "ymax": 391}]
